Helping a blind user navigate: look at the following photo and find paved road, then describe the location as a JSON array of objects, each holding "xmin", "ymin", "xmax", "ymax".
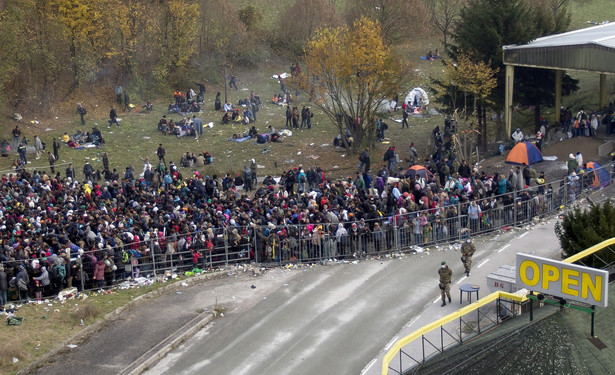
[{"xmin": 146, "ymin": 219, "xmax": 562, "ymax": 375}]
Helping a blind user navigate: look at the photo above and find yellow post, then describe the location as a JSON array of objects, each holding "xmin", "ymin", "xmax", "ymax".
[
  {"xmin": 600, "ymin": 74, "xmax": 607, "ymax": 109},
  {"xmin": 554, "ymin": 70, "xmax": 562, "ymax": 124},
  {"xmin": 505, "ymin": 65, "xmax": 515, "ymax": 138}
]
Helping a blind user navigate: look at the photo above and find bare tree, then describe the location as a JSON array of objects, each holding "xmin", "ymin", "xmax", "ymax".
[{"xmin": 429, "ymin": 0, "xmax": 466, "ymax": 46}]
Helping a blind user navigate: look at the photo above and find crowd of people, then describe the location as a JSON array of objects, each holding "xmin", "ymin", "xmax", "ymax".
[{"xmin": 3, "ymin": 123, "xmax": 606, "ymax": 307}]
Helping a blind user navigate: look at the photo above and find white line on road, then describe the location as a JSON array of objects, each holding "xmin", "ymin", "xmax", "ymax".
[
  {"xmin": 433, "ymin": 297, "xmax": 442, "ymax": 304},
  {"xmin": 405, "ymin": 315, "xmax": 420, "ymax": 329},
  {"xmin": 456, "ymin": 276, "xmax": 467, "ymax": 284},
  {"xmin": 498, "ymin": 244, "xmax": 511, "ymax": 253},
  {"xmin": 477, "ymin": 259, "xmax": 490, "ymax": 268},
  {"xmin": 361, "ymin": 358, "xmax": 377, "ymax": 375},
  {"xmin": 384, "ymin": 336, "xmax": 399, "ymax": 350},
  {"xmin": 519, "ymin": 232, "xmax": 529, "ymax": 238}
]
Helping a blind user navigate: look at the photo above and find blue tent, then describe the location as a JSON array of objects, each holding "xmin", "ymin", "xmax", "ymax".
[{"xmin": 585, "ymin": 161, "xmax": 611, "ymax": 187}]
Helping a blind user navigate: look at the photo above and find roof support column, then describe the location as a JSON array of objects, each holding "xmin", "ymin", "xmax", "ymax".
[
  {"xmin": 505, "ymin": 65, "xmax": 514, "ymax": 138},
  {"xmin": 554, "ymin": 70, "xmax": 562, "ymax": 124},
  {"xmin": 600, "ymin": 74, "xmax": 607, "ymax": 109}
]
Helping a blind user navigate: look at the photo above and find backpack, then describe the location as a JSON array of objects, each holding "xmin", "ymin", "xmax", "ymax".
[
  {"xmin": 57, "ymin": 264, "xmax": 66, "ymax": 279},
  {"xmin": 121, "ymin": 250, "xmax": 129, "ymax": 263},
  {"xmin": 299, "ymin": 174, "xmax": 306, "ymax": 183}
]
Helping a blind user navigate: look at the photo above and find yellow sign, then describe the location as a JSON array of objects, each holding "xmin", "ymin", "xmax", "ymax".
[{"xmin": 516, "ymin": 254, "xmax": 608, "ymax": 307}]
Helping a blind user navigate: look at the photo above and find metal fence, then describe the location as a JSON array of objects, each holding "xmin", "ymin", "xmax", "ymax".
[{"xmin": 3, "ymin": 164, "xmax": 614, "ymax": 299}]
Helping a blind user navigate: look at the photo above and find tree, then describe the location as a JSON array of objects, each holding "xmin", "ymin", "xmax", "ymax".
[
  {"xmin": 238, "ymin": 5, "xmax": 262, "ymax": 31},
  {"xmin": 345, "ymin": 0, "xmax": 428, "ymax": 45},
  {"xmin": 298, "ymin": 17, "xmax": 409, "ymax": 152},
  {"xmin": 555, "ymin": 201, "xmax": 615, "ymax": 262},
  {"xmin": 449, "ymin": 0, "xmax": 577, "ymax": 145},
  {"xmin": 426, "ymin": 0, "xmax": 466, "ymax": 46},
  {"xmin": 275, "ymin": 0, "xmax": 342, "ymax": 58},
  {"xmin": 433, "ymin": 53, "xmax": 498, "ymax": 150}
]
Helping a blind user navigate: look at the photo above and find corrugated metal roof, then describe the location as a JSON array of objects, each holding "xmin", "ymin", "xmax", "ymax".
[{"xmin": 503, "ymin": 23, "xmax": 615, "ymax": 74}]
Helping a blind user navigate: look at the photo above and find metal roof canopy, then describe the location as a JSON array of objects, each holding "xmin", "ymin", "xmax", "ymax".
[
  {"xmin": 502, "ymin": 23, "xmax": 615, "ymax": 137},
  {"xmin": 503, "ymin": 22, "xmax": 615, "ymax": 74}
]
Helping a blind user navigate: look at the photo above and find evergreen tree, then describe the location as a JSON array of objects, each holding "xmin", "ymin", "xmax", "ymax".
[{"xmin": 555, "ymin": 201, "xmax": 615, "ymax": 262}]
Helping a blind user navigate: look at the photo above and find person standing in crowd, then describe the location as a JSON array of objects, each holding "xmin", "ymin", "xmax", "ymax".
[
  {"xmin": 12, "ymin": 125, "xmax": 21, "ymax": 150},
  {"xmin": 109, "ymin": 106, "xmax": 119, "ymax": 127},
  {"xmin": 115, "ymin": 85, "xmax": 123, "ymax": 105},
  {"xmin": 124, "ymin": 91, "xmax": 130, "ymax": 111},
  {"xmin": 76, "ymin": 103, "xmax": 87, "ymax": 125},
  {"xmin": 48, "ymin": 151, "xmax": 56, "ymax": 174},
  {"xmin": 438, "ymin": 261, "xmax": 452, "ymax": 307},
  {"xmin": 511, "ymin": 128, "xmax": 524, "ymax": 143},
  {"xmin": 34, "ymin": 135, "xmax": 43, "ymax": 159},
  {"xmin": 567, "ymin": 153, "xmax": 578, "ymax": 175},
  {"xmin": 285, "ymin": 105, "xmax": 292, "ymax": 128},
  {"xmin": 408, "ymin": 142, "xmax": 418, "ymax": 166},
  {"xmin": 193, "ymin": 115, "xmax": 204, "ymax": 137},
  {"xmin": 358, "ymin": 147, "xmax": 370, "ymax": 173},
  {"xmin": 53, "ymin": 137, "xmax": 60, "ymax": 161},
  {"xmin": 18, "ymin": 140, "xmax": 27, "ymax": 165},
  {"xmin": 402, "ymin": 107, "xmax": 409, "ymax": 129},
  {"xmin": 103, "ymin": 152, "xmax": 109, "ymax": 172},
  {"xmin": 0, "ymin": 265, "xmax": 7, "ymax": 308},
  {"xmin": 250, "ymin": 159, "xmax": 258, "ymax": 187},
  {"xmin": 157, "ymin": 144, "xmax": 166, "ymax": 165},
  {"xmin": 66, "ymin": 162, "xmax": 74, "ymax": 179},
  {"xmin": 83, "ymin": 161, "xmax": 94, "ymax": 181},
  {"xmin": 229, "ymin": 75, "xmax": 238, "ymax": 90},
  {"xmin": 460, "ymin": 238, "xmax": 476, "ymax": 277}
]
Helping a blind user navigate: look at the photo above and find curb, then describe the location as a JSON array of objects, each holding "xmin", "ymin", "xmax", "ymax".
[
  {"xmin": 121, "ymin": 311, "xmax": 216, "ymax": 375},
  {"xmin": 17, "ymin": 270, "xmax": 227, "ymax": 375}
]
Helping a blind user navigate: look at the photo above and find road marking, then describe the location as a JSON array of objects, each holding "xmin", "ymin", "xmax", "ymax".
[
  {"xmin": 456, "ymin": 276, "xmax": 467, "ymax": 284},
  {"xmin": 519, "ymin": 232, "xmax": 529, "ymax": 238},
  {"xmin": 361, "ymin": 358, "xmax": 377, "ymax": 374},
  {"xmin": 433, "ymin": 297, "xmax": 442, "ymax": 304},
  {"xmin": 498, "ymin": 244, "xmax": 511, "ymax": 253},
  {"xmin": 477, "ymin": 259, "xmax": 490, "ymax": 268},
  {"xmin": 384, "ymin": 336, "xmax": 398, "ymax": 350}
]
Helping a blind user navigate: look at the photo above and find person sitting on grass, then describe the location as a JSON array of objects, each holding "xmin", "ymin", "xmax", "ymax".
[{"xmin": 221, "ymin": 111, "xmax": 231, "ymax": 124}]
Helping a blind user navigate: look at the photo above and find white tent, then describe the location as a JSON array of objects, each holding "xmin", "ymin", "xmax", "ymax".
[{"xmin": 404, "ymin": 87, "xmax": 429, "ymax": 107}]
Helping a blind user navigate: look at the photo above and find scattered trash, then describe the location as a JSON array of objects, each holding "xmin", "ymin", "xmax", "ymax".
[
  {"xmin": 67, "ymin": 344, "xmax": 78, "ymax": 349},
  {"xmin": 12, "ymin": 357, "xmax": 19, "ymax": 363},
  {"xmin": 251, "ymin": 285, "xmax": 256, "ymax": 289},
  {"xmin": 181, "ymin": 282, "xmax": 189, "ymax": 287}
]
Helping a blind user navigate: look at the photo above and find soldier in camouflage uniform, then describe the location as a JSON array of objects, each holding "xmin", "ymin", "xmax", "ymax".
[
  {"xmin": 460, "ymin": 238, "xmax": 476, "ymax": 277},
  {"xmin": 438, "ymin": 261, "xmax": 452, "ymax": 306}
]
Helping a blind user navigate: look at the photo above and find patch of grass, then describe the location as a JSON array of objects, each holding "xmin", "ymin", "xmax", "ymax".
[{"xmin": 71, "ymin": 304, "xmax": 101, "ymax": 323}]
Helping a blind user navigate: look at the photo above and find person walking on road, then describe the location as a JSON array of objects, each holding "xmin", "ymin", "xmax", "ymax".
[
  {"xmin": 438, "ymin": 261, "xmax": 452, "ymax": 307},
  {"xmin": 460, "ymin": 238, "xmax": 476, "ymax": 276}
]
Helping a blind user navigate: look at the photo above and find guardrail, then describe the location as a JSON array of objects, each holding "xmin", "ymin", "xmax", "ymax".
[{"xmin": 381, "ymin": 236, "xmax": 615, "ymax": 375}]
